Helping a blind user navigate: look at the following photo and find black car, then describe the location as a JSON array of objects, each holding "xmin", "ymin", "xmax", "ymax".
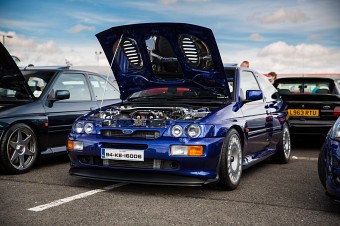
[
  {"xmin": 0, "ymin": 43, "xmax": 120, "ymax": 174},
  {"xmin": 273, "ymin": 77, "xmax": 340, "ymax": 135}
]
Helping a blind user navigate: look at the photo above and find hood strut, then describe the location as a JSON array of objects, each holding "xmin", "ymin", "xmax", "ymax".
[{"xmin": 99, "ymin": 33, "xmax": 124, "ymax": 112}]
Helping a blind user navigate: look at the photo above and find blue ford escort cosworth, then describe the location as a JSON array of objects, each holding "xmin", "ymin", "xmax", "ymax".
[{"xmin": 67, "ymin": 23, "xmax": 291, "ymax": 190}]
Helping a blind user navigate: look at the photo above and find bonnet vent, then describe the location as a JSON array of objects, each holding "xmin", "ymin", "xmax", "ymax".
[
  {"xmin": 122, "ymin": 38, "xmax": 143, "ymax": 68},
  {"xmin": 180, "ymin": 36, "xmax": 199, "ymax": 66}
]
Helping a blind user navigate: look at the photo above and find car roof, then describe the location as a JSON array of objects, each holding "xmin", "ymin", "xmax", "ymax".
[{"xmin": 275, "ymin": 77, "xmax": 338, "ymax": 82}]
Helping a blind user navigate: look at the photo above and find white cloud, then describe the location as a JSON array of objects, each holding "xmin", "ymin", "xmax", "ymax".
[
  {"xmin": 2, "ymin": 31, "xmax": 99, "ymax": 67},
  {"xmin": 69, "ymin": 24, "xmax": 95, "ymax": 33},
  {"xmin": 255, "ymin": 41, "xmax": 340, "ymax": 73},
  {"xmin": 261, "ymin": 8, "xmax": 308, "ymax": 24},
  {"xmin": 249, "ymin": 33, "xmax": 264, "ymax": 41}
]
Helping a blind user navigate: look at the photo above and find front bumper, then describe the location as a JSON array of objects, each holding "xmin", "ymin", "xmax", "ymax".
[
  {"xmin": 69, "ymin": 167, "xmax": 214, "ymax": 186},
  {"xmin": 325, "ymin": 139, "xmax": 340, "ymax": 200},
  {"xmin": 68, "ymin": 135, "xmax": 224, "ymax": 186}
]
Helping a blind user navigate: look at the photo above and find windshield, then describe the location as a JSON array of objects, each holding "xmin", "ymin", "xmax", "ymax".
[
  {"xmin": 0, "ymin": 71, "xmax": 55, "ymax": 99},
  {"xmin": 128, "ymin": 87, "xmax": 226, "ymax": 100},
  {"xmin": 276, "ymin": 80, "xmax": 333, "ymax": 94},
  {"xmin": 23, "ymin": 71, "xmax": 55, "ymax": 98}
]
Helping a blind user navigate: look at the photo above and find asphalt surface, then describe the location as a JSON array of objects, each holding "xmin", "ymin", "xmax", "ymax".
[{"xmin": 1, "ymin": 135, "xmax": 339, "ymax": 225}]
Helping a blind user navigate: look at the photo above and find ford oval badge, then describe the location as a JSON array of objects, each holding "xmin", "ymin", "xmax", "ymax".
[{"xmin": 122, "ymin": 129, "xmax": 134, "ymax": 134}]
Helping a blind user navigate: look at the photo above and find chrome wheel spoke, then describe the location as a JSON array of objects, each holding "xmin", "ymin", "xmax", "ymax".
[
  {"xmin": 22, "ymin": 134, "xmax": 32, "ymax": 146},
  {"xmin": 10, "ymin": 150, "xmax": 20, "ymax": 163},
  {"xmin": 18, "ymin": 155, "xmax": 25, "ymax": 169}
]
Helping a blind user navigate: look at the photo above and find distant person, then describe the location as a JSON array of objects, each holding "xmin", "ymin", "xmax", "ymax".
[
  {"xmin": 240, "ymin": 60, "xmax": 249, "ymax": 68},
  {"xmin": 312, "ymin": 84, "xmax": 321, "ymax": 93},
  {"xmin": 268, "ymin": 72, "xmax": 277, "ymax": 84}
]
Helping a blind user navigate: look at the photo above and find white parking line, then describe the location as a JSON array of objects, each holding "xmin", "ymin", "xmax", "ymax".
[
  {"xmin": 27, "ymin": 183, "xmax": 127, "ymax": 212},
  {"xmin": 291, "ymin": 156, "xmax": 318, "ymax": 161}
]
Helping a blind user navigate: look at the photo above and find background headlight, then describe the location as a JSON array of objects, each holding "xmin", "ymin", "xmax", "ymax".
[
  {"xmin": 171, "ymin": 125, "xmax": 183, "ymax": 137},
  {"xmin": 186, "ymin": 124, "xmax": 201, "ymax": 138},
  {"xmin": 74, "ymin": 122, "xmax": 84, "ymax": 133},
  {"xmin": 84, "ymin": 123, "xmax": 94, "ymax": 134}
]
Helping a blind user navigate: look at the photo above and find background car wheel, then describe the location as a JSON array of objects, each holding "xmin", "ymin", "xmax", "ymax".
[
  {"xmin": 272, "ymin": 123, "xmax": 291, "ymax": 164},
  {"xmin": 213, "ymin": 129, "xmax": 243, "ymax": 190},
  {"xmin": 318, "ymin": 144, "xmax": 327, "ymax": 189},
  {"xmin": 0, "ymin": 123, "xmax": 38, "ymax": 174}
]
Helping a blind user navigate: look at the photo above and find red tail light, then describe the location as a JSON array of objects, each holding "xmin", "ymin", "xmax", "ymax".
[{"xmin": 333, "ymin": 106, "xmax": 340, "ymax": 116}]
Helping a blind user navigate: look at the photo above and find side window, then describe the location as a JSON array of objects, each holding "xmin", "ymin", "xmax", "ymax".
[
  {"xmin": 51, "ymin": 73, "xmax": 91, "ymax": 101},
  {"xmin": 225, "ymin": 69, "xmax": 236, "ymax": 100},
  {"xmin": 240, "ymin": 70, "xmax": 262, "ymax": 101},
  {"xmin": 255, "ymin": 72, "xmax": 278, "ymax": 101},
  {"xmin": 88, "ymin": 74, "xmax": 120, "ymax": 100}
]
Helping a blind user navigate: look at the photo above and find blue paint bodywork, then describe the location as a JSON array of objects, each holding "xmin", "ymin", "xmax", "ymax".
[
  {"xmin": 67, "ymin": 23, "xmax": 289, "ymax": 186},
  {"xmin": 319, "ymin": 117, "xmax": 340, "ymax": 200}
]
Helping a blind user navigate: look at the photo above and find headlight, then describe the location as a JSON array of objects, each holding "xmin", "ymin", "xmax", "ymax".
[
  {"xmin": 74, "ymin": 121, "xmax": 84, "ymax": 133},
  {"xmin": 84, "ymin": 123, "xmax": 94, "ymax": 134},
  {"xmin": 186, "ymin": 124, "xmax": 201, "ymax": 138},
  {"xmin": 331, "ymin": 123, "xmax": 340, "ymax": 141},
  {"xmin": 171, "ymin": 125, "xmax": 183, "ymax": 137}
]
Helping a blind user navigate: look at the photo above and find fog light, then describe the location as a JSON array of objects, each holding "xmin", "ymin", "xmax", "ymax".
[
  {"xmin": 170, "ymin": 145, "xmax": 187, "ymax": 155},
  {"xmin": 171, "ymin": 125, "xmax": 183, "ymax": 137},
  {"xmin": 170, "ymin": 145, "xmax": 204, "ymax": 156},
  {"xmin": 67, "ymin": 140, "xmax": 83, "ymax": 151}
]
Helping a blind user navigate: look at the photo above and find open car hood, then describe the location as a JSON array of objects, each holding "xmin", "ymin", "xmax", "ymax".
[
  {"xmin": 96, "ymin": 23, "xmax": 230, "ymax": 100},
  {"xmin": 0, "ymin": 43, "xmax": 34, "ymax": 99}
]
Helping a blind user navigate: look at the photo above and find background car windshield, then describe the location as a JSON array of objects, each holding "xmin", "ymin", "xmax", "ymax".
[
  {"xmin": 128, "ymin": 87, "xmax": 226, "ymax": 99},
  {"xmin": 277, "ymin": 81, "xmax": 331, "ymax": 94},
  {"xmin": 22, "ymin": 71, "xmax": 55, "ymax": 98}
]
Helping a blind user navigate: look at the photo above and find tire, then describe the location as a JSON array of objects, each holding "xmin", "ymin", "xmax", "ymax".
[
  {"xmin": 0, "ymin": 123, "xmax": 38, "ymax": 174},
  {"xmin": 272, "ymin": 123, "xmax": 291, "ymax": 164},
  {"xmin": 213, "ymin": 129, "xmax": 243, "ymax": 190},
  {"xmin": 318, "ymin": 144, "xmax": 327, "ymax": 189}
]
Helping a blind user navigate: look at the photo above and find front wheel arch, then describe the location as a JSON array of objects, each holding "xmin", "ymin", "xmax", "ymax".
[{"xmin": 212, "ymin": 128, "xmax": 243, "ymax": 190}]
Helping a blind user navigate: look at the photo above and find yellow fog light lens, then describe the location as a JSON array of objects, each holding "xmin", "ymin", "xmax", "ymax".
[{"xmin": 188, "ymin": 146, "xmax": 203, "ymax": 156}]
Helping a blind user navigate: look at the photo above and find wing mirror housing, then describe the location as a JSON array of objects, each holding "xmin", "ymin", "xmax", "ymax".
[
  {"xmin": 245, "ymin": 90, "xmax": 263, "ymax": 102},
  {"xmin": 55, "ymin": 90, "xmax": 70, "ymax": 100}
]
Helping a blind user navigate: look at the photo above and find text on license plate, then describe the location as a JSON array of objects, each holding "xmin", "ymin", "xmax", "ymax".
[
  {"xmin": 288, "ymin": 109, "xmax": 319, "ymax": 117},
  {"xmin": 101, "ymin": 148, "xmax": 144, "ymax": 161}
]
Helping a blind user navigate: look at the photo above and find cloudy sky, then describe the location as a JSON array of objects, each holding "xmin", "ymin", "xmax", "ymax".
[{"xmin": 1, "ymin": 0, "xmax": 340, "ymax": 74}]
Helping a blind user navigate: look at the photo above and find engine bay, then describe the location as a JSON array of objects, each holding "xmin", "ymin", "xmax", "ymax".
[{"xmin": 91, "ymin": 105, "xmax": 211, "ymax": 127}]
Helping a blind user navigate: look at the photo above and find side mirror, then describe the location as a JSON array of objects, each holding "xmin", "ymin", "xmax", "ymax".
[
  {"xmin": 245, "ymin": 90, "xmax": 263, "ymax": 101},
  {"xmin": 55, "ymin": 90, "xmax": 70, "ymax": 100}
]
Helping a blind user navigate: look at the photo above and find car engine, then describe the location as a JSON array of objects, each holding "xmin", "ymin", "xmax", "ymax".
[{"xmin": 91, "ymin": 105, "xmax": 211, "ymax": 127}]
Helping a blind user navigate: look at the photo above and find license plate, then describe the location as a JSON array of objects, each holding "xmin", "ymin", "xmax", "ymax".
[
  {"xmin": 101, "ymin": 148, "xmax": 144, "ymax": 161},
  {"xmin": 287, "ymin": 109, "xmax": 319, "ymax": 117}
]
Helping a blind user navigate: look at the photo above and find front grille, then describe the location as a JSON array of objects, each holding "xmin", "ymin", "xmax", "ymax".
[
  {"xmin": 79, "ymin": 156, "xmax": 179, "ymax": 170},
  {"xmin": 102, "ymin": 130, "xmax": 160, "ymax": 139},
  {"xmin": 103, "ymin": 159, "xmax": 154, "ymax": 169}
]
